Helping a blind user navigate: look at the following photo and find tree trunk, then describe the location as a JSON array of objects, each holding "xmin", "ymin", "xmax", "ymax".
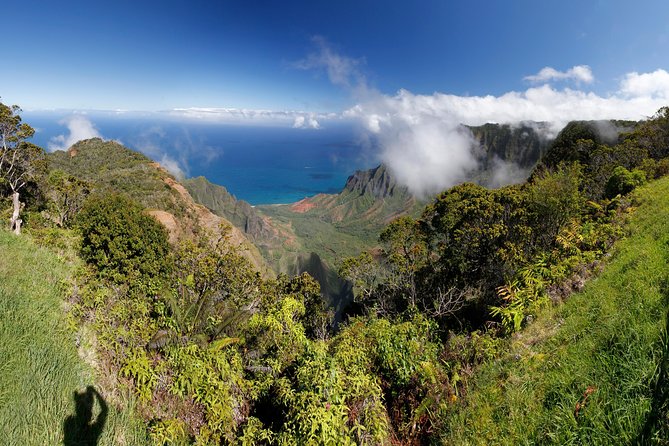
[{"xmin": 10, "ymin": 191, "xmax": 21, "ymax": 235}]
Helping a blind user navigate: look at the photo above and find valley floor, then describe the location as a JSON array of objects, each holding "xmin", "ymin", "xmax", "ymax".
[{"xmin": 445, "ymin": 177, "xmax": 669, "ymax": 444}]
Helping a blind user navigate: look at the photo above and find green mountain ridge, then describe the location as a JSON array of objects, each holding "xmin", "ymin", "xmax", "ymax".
[{"xmin": 47, "ymin": 138, "xmax": 270, "ymax": 273}]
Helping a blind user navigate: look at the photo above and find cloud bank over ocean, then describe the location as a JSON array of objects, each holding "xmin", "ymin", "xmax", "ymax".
[{"xmin": 287, "ymin": 39, "xmax": 669, "ymax": 196}]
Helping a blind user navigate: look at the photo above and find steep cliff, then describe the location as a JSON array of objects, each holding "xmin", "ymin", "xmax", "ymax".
[
  {"xmin": 342, "ymin": 164, "xmax": 410, "ymax": 199},
  {"xmin": 182, "ymin": 176, "xmax": 274, "ymax": 242}
]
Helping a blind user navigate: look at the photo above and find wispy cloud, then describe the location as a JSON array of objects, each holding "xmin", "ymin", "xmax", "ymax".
[
  {"xmin": 524, "ymin": 65, "xmax": 594, "ymax": 84},
  {"xmin": 130, "ymin": 124, "xmax": 227, "ymax": 180},
  {"xmin": 292, "ymin": 36, "xmax": 363, "ymax": 87},
  {"xmin": 169, "ymin": 107, "xmax": 332, "ymax": 129},
  {"xmin": 47, "ymin": 115, "xmax": 102, "ymax": 152},
  {"xmin": 292, "ymin": 36, "xmax": 370, "ymax": 95},
  {"xmin": 131, "ymin": 126, "xmax": 190, "ymax": 179}
]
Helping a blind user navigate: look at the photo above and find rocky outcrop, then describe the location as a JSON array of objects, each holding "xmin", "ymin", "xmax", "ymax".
[
  {"xmin": 343, "ymin": 164, "xmax": 409, "ymax": 199},
  {"xmin": 468, "ymin": 122, "xmax": 552, "ymax": 171}
]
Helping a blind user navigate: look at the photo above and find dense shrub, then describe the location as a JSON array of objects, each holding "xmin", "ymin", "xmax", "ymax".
[
  {"xmin": 76, "ymin": 194, "xmax": 171, "ymax": 283},
  {"xmin": 605, "ymin": 166, "xmax": 646, "ymax": 198}
]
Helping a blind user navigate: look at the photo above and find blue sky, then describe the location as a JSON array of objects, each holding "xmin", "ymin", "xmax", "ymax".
[
  {"xmin": 7, "ymin": 0, "xmax": 669, "ymax": 196},
  {"xmin": 3, "ymin": 0, "xmax": 669, "ymax": 112}
]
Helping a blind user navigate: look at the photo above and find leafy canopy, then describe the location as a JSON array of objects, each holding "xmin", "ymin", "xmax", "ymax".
[{"xmin": 76, "ymin": 193, "xmax": 171, "ymax": 283}]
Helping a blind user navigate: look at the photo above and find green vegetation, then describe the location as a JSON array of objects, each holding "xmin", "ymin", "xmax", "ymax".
[
  {"xmin": 0, "ymin": 230, "xmax": 146, "ymax": 445},
  {"xmin": 45, "ymin": 169, "xmax": 90, "ymax": 227},
  {"xmin": 4, "ymin": 100, "xmax": 669, "ymax": 444},
  {"xmin": 445, "ymin": 176, "xmax": 669, "ymax": 444},
  {"xmin": 49, "ymin": 138, "xmax": 187, "ymax": 216},
  {"xmin": 77, "ymin": 193, "xmax": 172, "ymax": 283},
  {"xmin": 0, "ymin": 102, "xmax": 46, "ymax": 234}
]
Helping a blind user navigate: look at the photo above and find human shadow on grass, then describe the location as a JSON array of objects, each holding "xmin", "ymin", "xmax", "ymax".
[
  {"xmin": 634, "ymin": 279, "xmax": 669, "ymax": 445},
  {"xmin": 63, "ymin": 386, "xmax": 108, "ymax": 446}
]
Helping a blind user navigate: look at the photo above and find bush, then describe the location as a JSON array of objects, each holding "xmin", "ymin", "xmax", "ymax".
[
  {"xmin": 76, "ymin": 194, "xmax": 171, "ymax": 283},
  {"xmin": 605, "ymin": 166, "xmax": 646, "ymax": 198}
]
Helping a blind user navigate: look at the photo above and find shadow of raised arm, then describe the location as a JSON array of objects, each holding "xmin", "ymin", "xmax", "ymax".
[{"xmin": 88, "ymin": 386, "xmax": 108, "ymax": 442}]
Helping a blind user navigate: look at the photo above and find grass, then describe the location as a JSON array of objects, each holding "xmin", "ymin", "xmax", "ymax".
[
  {"xmin": 0, "ymin": 229, "xmax": 147, "ymax": 445},
  {"xmin": 444, "ymin": 176, "xmax": 669, "ymax": 445}
]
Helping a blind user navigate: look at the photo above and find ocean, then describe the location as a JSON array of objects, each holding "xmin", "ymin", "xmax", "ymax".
[{"xmin": 24, "ymin": 112, "xmax": 378, "ymax": 205}]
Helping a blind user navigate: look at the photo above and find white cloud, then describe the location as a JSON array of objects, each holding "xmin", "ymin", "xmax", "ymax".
[
  {"xmin": 344, "ymin": 69, "xmax": 669, "ymax": 196},
  {"xmin": 47, "ymin": 115, "xmax": 102, "ymax": 152},
  {"xmin": 293, "ymin": 115, "xmax": 321, "ymax": 129},
  {"xmin": 170, "ymin": 107, "xmax": 331, "ymax": 129},
  {"xmin": 620, "ymin": 69, "xmax": 669, "ymax": 99},
  {"xmin": 158, "ymin": 154, "xmax": 185, "ymax": 180},
  {"xmin": 131, "ymin": 126, "xmax": 190, "ymax": 179},
  {"xmin": 524, "ymin": 65, "xmax": 594, "ymax": 84},
  {"xmin": 488, "ymin": 157, "xmax": 531, "ymax": 189}
]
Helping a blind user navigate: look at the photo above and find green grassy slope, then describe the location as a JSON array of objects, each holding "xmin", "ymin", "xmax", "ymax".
[
  {"xmin": 0, "ymin": 230, "xmax": 146, "ymax": 445},
  {"xmin": 445, "ymin": 177, "xmax": 669, "ymax": 445}
]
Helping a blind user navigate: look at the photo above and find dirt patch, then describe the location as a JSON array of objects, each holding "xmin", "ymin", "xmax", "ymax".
[
  {"xmin": 147, "ymin": 210, "xmax": 181, "ymax": 244},
  {"xmin": 155, "ymin": 173, "xmax": 271, "ymax": 275},
  {"xmin": 290, "ymin": 198, "xmax": 317, "ymax": 213}
]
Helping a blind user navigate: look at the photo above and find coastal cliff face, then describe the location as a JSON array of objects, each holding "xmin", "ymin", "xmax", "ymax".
[
  {"xmin": 182, "ymin": 176, "xmax": 274, "ymax": 243},
  {"xmin": 469, "ymin": 122, "xmax": 551, "ymax": 171},
  {"xmin": 342, "ymin": 164, "xmax": 410, "ymax": 199}
]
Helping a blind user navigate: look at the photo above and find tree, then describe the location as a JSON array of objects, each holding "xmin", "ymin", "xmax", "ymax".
[
  {"xmin": 46, "ymin": 169, "xmax": 90, "ymax": 227},
  {"xmin": 537, "ymin": 121, "xmax": 600, "ymax": 171},
  {"xmin": 622, "ymin": 106, "xmax": 669, "ymax": 159},
  {"xmin": 0, "ymin": 102, "xmax": 45, "ymax": 234},
  {"xmin": 526, "ymin": 163, "xmax": 584, "ymax": 249}
]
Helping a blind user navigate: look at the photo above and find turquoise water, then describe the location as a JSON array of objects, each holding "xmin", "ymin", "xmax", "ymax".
[{"xmin": 26, "ymin": 113, "xmax": 377, "ymax": 204}]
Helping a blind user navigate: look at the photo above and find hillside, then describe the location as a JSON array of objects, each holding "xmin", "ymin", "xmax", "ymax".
[
  {"xmin": 4, "ymin": 101, "xmax": 669, "ymax": 444},
  {"xmin": 182, "ymin": 125, "xmax": 555, "ymax": 316},
  {"xmin": 0, "ymin": 230, "xmax": 147, "ymax": 445},
  {"xmin": 184, "ymin": 165, "xmax": 420, "ymax": 317},
  {"xmin": 48, "ymin": 139, "xmax": 269, "ymax": 274},
  {"xmin": 445, "ymin": 176, "xmax": 669, "ymax": 444}
]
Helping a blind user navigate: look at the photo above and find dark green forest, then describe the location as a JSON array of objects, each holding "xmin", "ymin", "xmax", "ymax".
[{"xmin": 2, "ymin": 101, "xmax": 669, "ymax": 444}]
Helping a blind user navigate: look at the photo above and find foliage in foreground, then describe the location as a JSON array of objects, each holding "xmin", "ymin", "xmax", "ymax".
[
  {"xmin": 0, "ymin": 229, "xmax": 147, "ymax": 445},
  {"xmin": 444, "ymin": 175, "xmax": 669, "ymax": 445}
]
